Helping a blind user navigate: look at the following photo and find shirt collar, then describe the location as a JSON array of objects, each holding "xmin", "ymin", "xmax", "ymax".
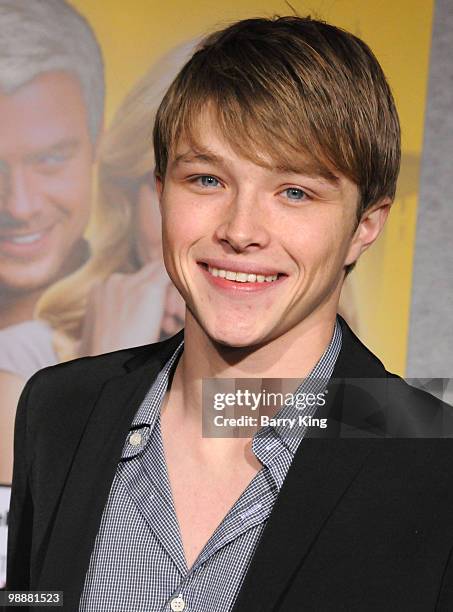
[
  {"xmin": 121, "ymin": 317, "xmax": 342, "ymax": 461},
  {"xmin": 253, "ymin": 317, "xmax": 342, "ymax": 459},
  {"xmin": 121, "ymin": 338, "xmax": 184, "ymax": 459}
]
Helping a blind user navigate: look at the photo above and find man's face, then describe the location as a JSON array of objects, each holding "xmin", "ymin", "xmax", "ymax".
[
  {"xmin": 157, "ymin": 111, "xmax": 372, "ymax": 348},
  {"xmin": 0, "ymin": 71, "xmax": 95, "ymax": 296}
]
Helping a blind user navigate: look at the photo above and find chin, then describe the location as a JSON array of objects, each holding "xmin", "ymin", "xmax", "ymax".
[
  {"xmin": 0, "ymin": 268, "xmax": 56, "ymax": 294},
  {"xmin": 215, "ymin": 337, "xmax": 254, "ymax": 349},
  {"xmin": 207, "ymin": 323, "xmax": 265, "ymax": 349}
]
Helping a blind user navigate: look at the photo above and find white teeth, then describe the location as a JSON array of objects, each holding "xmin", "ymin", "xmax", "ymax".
[
  {"xmin": 236, "ymin": 272, "xmax": 248, "ymax": 282},
  {"xmin": 207, "ymin": 266, "xmax": 279, "ymax": 283},
  {"xmin": 9, "ymin": 233, "xmax": 43, "ymax": 244}
]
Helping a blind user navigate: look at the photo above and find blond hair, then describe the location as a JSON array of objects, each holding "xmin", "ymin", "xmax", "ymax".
[{"xmin": 154, "ymin": 16, "xmax": 401, "ymax": 240}]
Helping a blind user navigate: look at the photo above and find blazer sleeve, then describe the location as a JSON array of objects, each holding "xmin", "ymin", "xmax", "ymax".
[{"xmin": 6, "ymin": 376, "xmax": 35, "ymax": 589}]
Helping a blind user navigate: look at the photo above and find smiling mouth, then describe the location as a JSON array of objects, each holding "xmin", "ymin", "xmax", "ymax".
[
  {"xmin": 0, "ymin": 225, "xmax": 56, "ymax": 258},
  {"xmin": 199, "ymin": 262, "xmax": 287, "ymax": 283},
  {"xmin": 0, "ymin": 224, "xmax": 55, "ymax": 242},
  {"xmin": 0, "ymin": 232, "xmax": 45, "ymax": 244}
]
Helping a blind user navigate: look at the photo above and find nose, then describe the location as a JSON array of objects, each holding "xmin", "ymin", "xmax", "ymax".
[
  {"xmin": 215, "ymin": 188, "xmax": 271, "ymax": 252},
  {"xmin": 0, "ymin": 166, "xmax": 42, "ymax": 221}
]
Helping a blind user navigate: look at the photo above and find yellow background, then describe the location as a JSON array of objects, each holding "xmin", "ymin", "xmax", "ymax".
[{"xmin": 72, "ymin": 0, "xmax": 435, "ymax": 375}]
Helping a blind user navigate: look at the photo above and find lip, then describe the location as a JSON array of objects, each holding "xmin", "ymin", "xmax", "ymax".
[
  {"xmin": 0, "ymin": 225, "xmax": 55, "ymax": 259},
  {"xmin": 198, "ymin": 262, "xmax": 288, "ymax": 294},
  {"xmin": 198, "ymin": 257, "xmax": 286, "ymax": 276}
]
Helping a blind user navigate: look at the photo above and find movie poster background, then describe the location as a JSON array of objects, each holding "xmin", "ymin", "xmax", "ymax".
[{"xmin": 1, "ymin": 0, "xmax": 448, "ymax": 586}]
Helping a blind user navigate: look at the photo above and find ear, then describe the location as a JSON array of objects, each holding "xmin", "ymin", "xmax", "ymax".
[{"xmin": 344, "ymin": 197, "xmax": 392, "ymax": 267}]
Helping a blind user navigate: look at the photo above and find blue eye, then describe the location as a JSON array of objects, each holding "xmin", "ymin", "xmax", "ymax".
[
  {"xmin": 283, "ymin": 187, "xmax": 306, "ymax": 201},
  {"xmin": 198, "ymin": 175, "xmax": 220, "ymax": 187}
]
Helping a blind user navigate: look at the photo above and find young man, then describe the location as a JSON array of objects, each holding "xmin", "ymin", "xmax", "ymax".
[{"xmin": 7, "ymin": 16, "xmax": 453, "ymax": 612}]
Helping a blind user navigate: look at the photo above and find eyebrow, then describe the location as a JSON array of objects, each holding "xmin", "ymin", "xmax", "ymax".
[
  {"xmin": 274, "ymin": 163, "xmax": 340, "ymax": 185},
  {"xmin": 173, "ymin": 150, "xmax": 223, "ymax": 166},
  {"xmin": 173, "ymin": 148, "xmax": 340, "ymax": 186}
]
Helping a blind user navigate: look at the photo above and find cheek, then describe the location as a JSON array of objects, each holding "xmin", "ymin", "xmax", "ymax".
[
  {"xmin": 38, "ymin": 176, "xmax": 91, "ymax": 237},
  {"xmin": 286, "ymin": 213, "xmax": 347, "ymax": 280},
  {"xmin": 162, "ymin": 212, "xmax": 189, "ymax": 269},
  {"xmin": 53, "ymin": 152, "xmax": 93, "ymax": 218},
  {"xmin": 162, "ymin": 196, "xmax": 205, "ymax": 248},
  {"xmin": 160, "ymin": 199, "xmax": 209, "ymax": 293}
]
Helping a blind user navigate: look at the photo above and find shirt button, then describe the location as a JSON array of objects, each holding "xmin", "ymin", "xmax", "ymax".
[
  {"xmin": 129, "ymin": 431, "xmax": 142, "ymax": 447},
  {"xmin": 170, "ymin": 595, "xmax": 185, "ymax": 611}
]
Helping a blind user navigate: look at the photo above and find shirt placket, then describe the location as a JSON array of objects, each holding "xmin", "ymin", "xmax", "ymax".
[
  {"xmin": 119, "ymin": 421, "xmax": 188, "ymax": 577},
  {"xmin": 157, "ymin": 469, "xmax": 277, "ymax": 612},
  {"xmin": 168, "ymin": 432, "xmax": 291, "ymax": 610},
  {"xmin": 193, "ymin": 467, "xmax": 277, "ymax": 570}
]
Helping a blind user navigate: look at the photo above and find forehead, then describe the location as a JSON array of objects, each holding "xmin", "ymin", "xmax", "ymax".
[
  {"xmin": 0, "ymin": 71, "xmax": 90, "ymax": 156},
  {"xmin": 170, "ymin": 106, "xmax": 340, "ymax": 183}
]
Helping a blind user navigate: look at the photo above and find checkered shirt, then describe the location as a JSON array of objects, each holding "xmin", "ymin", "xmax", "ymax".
[{"xmin": 79, "ymin": 318, "xmax": 342, "ymax": 611}]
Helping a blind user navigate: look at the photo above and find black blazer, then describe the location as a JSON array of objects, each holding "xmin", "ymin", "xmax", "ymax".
[{"xmin": 6, "ymin": 316, "xmax": 453, "ymax": 611}]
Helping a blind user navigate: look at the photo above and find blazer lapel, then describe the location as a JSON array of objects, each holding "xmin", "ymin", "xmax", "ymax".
[
  {"xmin": 37, "ymin": 332, "xmax": 184, "ymax": 610},
  {"xmin": 232, "ymin": 317, "xmax": 387, "ymax": 612},
  {"xmin": 231, "ymin": 412, "xmax": 373, "ymax": 612}
]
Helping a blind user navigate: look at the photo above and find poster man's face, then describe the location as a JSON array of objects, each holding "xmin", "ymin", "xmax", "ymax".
[
  {"xmin": 157, "ymin": 110, "xmax": 374, "ymax": 348},
  {"xmin": 0, "ymin": 70, "xmax": 95, "ymax": 296}
]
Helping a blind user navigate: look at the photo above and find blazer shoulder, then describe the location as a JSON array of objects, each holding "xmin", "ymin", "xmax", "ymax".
[
  {"xmin": 387, "ymin": 371, "xmax": 453, "ymax": 409},
  {"xmin": 378, "ymin": 372, "xmax": 453, "ymax": 437},
  {"xmin": 22, "ymin": 330, "xmax": 184, "ymax": 410},
  {"xmin": 334, "ymin": 318, "xmax": 453, "ymax": 437},
  {"xmin": 29, "ymin": 332, "xmax": 182, "ymax": 388}
]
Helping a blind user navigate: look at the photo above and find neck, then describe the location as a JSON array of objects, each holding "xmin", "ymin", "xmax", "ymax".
[{"xmin": 173, "ymin": 303, "xmax": 338, "ymax": 424}]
